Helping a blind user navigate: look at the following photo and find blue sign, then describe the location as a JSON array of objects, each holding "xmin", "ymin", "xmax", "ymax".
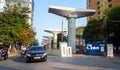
[{"xmin": 86, "ymin": 43, "xmax": 106, "ymax": 55}]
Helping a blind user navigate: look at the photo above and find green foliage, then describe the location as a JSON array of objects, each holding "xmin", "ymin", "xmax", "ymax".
[
  {"xmin": 57, "ymin": 33, "xmax": 67, "ymax": 49},
  {"xmin": 20, "ymin": 27, "xmax": 36, "ymax": 44},
  {"xmin": 32, "ymin": 39, "xmax": 39, "ymax": 46},
  {"xmin": 105, "ymin": 4, "xmax": 120, "ymax": 46},
  {"xmin": 57, "ymin": 33, "xmax": 67, "ymax": 42},
  {"xmin": 107, "ymin": 4, "xmax": 120, "ymax": 20},
  {"xmin": 0, "ymin": 3, "xmax": 35, "ymax": 45},
  {"xmin": 76, "ymin": 26, "xmax": 85, "ymax": 35},
  {"xmin": 83, "ymin": 4, "xmax": 120, "ymax": 44},
  {"xmin": 83, "ymin": 18, "xmax": 105, "ymax": 43}
]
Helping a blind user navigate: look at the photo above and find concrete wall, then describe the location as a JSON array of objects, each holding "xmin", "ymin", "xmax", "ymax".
[{"xmin": 47, "ymin": 49, "xmax": 61, "ymax": 56}]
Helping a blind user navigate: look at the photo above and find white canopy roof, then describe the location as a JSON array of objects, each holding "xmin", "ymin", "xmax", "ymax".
[
  {"xmin": 49, "ymin": 5, "xmax": 96, "ymax": 18},
  {"xmin": 44, "ymin": 29, "xmax": 67, "ymax": 34}
]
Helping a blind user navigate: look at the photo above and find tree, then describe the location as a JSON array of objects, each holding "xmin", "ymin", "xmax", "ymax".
[
  {"xmin": 83, "ymin": 18, "xmax": 104, "ymax": 43},
  {"xmin": 76, "ymin": 26, "xmax": 85, "ymax": 35},
  {"xmin": 103, "ymin": 4, "xmax": 120, "ymax": 43},
  {"xmin": 0, "ymin": 3, "xmax": 35, "ymax": 46},
  {"xmin": 32, "ymin": 39, "xmax": 39, "ymax": 46},
  {"xmin": 57, "ymin": 33, "xmax": 67, "ymax": 49},
  {"xmin": 107, "ymin": 4, "xmax": 120, "ymax": 21},
  {"xmin": 104, "ymin": 4, "xmax": 120, "ymax": 54},
  {"xmin": 20, "ymin": 28, "xmax": 35, "ymax": 44}
]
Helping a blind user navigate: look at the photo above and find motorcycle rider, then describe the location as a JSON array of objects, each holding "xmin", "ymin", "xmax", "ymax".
[
  {"xmin": 21, "ymin": 46, "xmax": 26, "ymax": 57},
  {"xmin": 1, "ymin": 46, "xmax": 8, "ymax": 60}
]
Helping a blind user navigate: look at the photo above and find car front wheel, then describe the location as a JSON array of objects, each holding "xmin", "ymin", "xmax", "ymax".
[
  {"xmin": 43, "ymin": 56, "xmax": 47, "ymax": 62},
  {"xmin": 26, "ymin": 58, "xmax": 30, "ymax": 62}
]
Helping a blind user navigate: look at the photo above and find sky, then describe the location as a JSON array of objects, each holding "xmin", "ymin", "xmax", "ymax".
[{"xmin": 33, "ymin": 0, "xmax": 87, "ymax": 43}]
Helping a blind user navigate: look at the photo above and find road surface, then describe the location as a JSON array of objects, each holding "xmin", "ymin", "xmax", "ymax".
[{"xmin": 0, "ymin": 54, "xmax": 120, "ymax": 70}]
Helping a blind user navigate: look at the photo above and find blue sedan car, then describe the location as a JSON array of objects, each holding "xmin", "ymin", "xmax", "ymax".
[{"xmin": 25, "ymin": 46, "xmax": 47, "ymax": 62}]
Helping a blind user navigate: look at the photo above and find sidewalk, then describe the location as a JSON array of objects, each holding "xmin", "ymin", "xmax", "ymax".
[
  {"xmin": 73, "ymin": 54, "xmax": 120, "ymax": 64},
  {"xmin": 105, "ymin": 56, "xmax": 120, "ymax": 65},
  {"xmin": 9, "ymin": 52, "xmax": 19, "ymax": 57},
  {"xmin": 73, "ymin": 53, "xmax": 120, "ymax": 58},
  {"xmin": 73, "ymin": 54, "xmax": 87, "ymax": 57}
]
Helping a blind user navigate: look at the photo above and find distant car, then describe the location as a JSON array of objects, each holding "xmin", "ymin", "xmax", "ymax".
[{"xmin": 25, "ymin": 46, "xmax": 47, "ymax": 62}]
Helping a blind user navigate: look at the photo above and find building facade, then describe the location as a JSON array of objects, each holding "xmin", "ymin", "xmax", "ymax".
[
  {"xmin": 0, "ymin": 0, "xmax": 6, "ymax": 12},
  {"xmin": 87, "ymin": 0, "xmax": 120, "ymax": 21},
  {"xmin": 0, "ymin": 0, "xmax": 34, "ymax": 25}
]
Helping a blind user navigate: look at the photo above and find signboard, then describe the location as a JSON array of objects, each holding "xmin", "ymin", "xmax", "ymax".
[
  {"xmin": 86, "ymin": 43, "xmax": 114, "ymax": 57},
  {"xmin": 67, "ymin": 46, "xmax": 72, "ymax": 57},
  {"xmin": 99, "ymin": 44, "xmax": 106, "ymax": 52},
  {"xmin": 60, "ymin": 42, "xmax": 67, "ymax": 57},
  {"xmin": 86, "ymin": 43, "xmax": 106, "ymax": 55},
  {"xmin": 107, "ymin": 44, "xmax": 113, "ymax": 57},
  {"xmin": 60, "ymin": 42, "xmax": 72, "ymax": 57},
  {"xmin": 86, "ymin": 44, "xmax": 100, "ymax": 55},
  {"xmin": 100, "ymin": 47, "xmax": 104, "ymax": 52}
]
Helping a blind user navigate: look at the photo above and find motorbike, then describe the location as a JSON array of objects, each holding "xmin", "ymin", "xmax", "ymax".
[
  {"xmin": 21, "ymin": 50, "xmax": 26, "ymax": 57},
  {"xmin": 1, "ymin": 49, "xmax": 8, "ymax": 60}
]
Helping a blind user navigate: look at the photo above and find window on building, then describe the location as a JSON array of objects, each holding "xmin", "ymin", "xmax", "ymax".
[
  {"xmin": 97, "ymin": 1, "xmax": 100, "ymax": 5},
  {"xmin": 89, "ymin": 17, "xmax": 91, "ymax": 20},
  {"xmin": 109, "ymin": 4, "xmax": 112, "ymax": 8},
  {"xmin": 89, "ymin": 0, "xmax": 90, "ymax": 3},
  {"xmin": 97, "ymin": 6, "xmax": 100, "ymax": 9},
  {"xmin": 108, "ymin": 0, "xmax": 111, "ymax": 2},
  {"xmin": 98, "ymin": 16, "xmax": 100, "ymax": 19},
  {"xmin": 98, "ymin": 11, "xmax": 100, "ymax": 14},
  {"xmin": 114, "ymin": 0, "xmax": 116, "ymax": 4}
]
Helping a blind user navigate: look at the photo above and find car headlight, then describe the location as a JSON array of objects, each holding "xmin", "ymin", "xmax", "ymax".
[
  {"xmin": 43, "ymin": 53, "xmax": 47, "ymax": 56},
  {"xmin": 26, "ymin": 54, "xmax": 31, "ymax": 57},
  {"xmin": 42, "ymin": 52, "xmax": 47, "ymax": 57}
]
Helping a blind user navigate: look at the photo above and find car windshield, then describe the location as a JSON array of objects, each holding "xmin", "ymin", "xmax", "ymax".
[{"xmin": 29, "ymin": 47, "xmax": 45, "ymax": 52}]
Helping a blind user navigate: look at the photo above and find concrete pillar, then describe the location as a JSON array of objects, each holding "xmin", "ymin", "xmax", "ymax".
[
  {"xmin": 53, "ymin": 33, "xmax": 57, "ymax": 44},
  {"xmin": 46, "ymin": 38, "xmax": 52, "ymax": 49},
  {"xmin": 67, "ymin": 17, "xmax": 76, "ymax": 53},
  {"xmin": 48, "ymin": 37, "xmax": 52, "ymax": 49},
  {"xmin": 53, "ymin": 32, "xmax": 61, "ymax": 49},
  {"xmin": 43, "ymin": 36, "xmax": 53, "ymax": 49}
]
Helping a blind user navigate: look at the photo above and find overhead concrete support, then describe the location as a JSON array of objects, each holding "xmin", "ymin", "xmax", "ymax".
[
  {"xmin": 43, "ymin": 36, "xmax": 53, "ymax": 44},
  {"xmin": 44, "ymin": 29, "xmax": 67, "ymax": 49},
  {"xmin": 42, "ymin": 39, "xmax": 48, "ymax": 42},
  {"xmin": 43, "ymin": 36, "xmax": 53, "ymax": 49},
  {"xmin": 42, "ymin": 39, "xmax": 48, "ymax": 45},
  {"xmin": 48, "ymin": 5, "xmax": 96, "ymax": 53}
]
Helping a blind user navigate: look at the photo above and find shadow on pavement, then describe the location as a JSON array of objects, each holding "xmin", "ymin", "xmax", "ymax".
[
  {"xmin": 52, "ymin": 67, "xmax": 77, "ymax": 70},
  {"xmin": 0, "ymin": 65, "xmax": 20, "ymax": 70},
  {"xmin": 9, "ymin": 55, "xmax": 26, "ymax": 63},
  {"xmin": 9, "ymin": 55, "xmax": 46, "ymax": 64}
]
